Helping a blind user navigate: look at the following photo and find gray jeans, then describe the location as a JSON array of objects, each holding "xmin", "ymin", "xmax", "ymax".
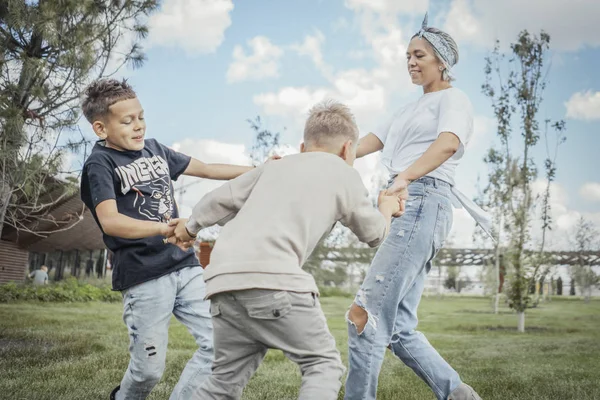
[{"xmin": 194, "ymin": 289, "xmax": 345, "ymax": 400}]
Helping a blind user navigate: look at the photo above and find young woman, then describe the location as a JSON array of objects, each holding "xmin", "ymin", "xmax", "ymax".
[{"xmin": 345, "ymin": 14, "xmax": 485, "ymax": 400}]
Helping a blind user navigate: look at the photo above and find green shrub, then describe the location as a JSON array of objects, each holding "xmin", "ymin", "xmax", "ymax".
[
  {"xmin": 318, "ymin": 286, "xmax": 353, "ymax": 298},
  {"xmin": 0, "ymin": 278, "xmax": 121, "ymax": 303}
]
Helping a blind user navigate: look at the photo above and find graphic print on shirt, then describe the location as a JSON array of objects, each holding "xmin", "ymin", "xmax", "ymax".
[
  {"xmin": 114, "ymin": 156, "xmax": 174, "ymax": 222},
  {"xmin": 131, "ymin": 176, "xmax": 174, "ymax": 222}
]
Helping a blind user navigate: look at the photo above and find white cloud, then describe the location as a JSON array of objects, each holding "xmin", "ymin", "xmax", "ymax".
[
  {"xmin": 227, "ymin": 36, "xmax": 284, "ymax": 83},
  {"xmin": 354, "ymin": 152, "xmax": 389, "ymax": 196},
  {"xmin": 170, "ymin": 138, "xmax": 250, "ymax": 166},
  {"xmin": 333, "ymin": 70, "xmax": 388, "ymax": 115},
  {"xmin": 102, "ymin": 30, "xmax": 141, "ymax": 78},
  {"xmin": 171, "ymin": 139, "xmax": 301, "ymax": 214},
  {"xmin": 344, "ymin": 0, "xmax": 427, "ymax": 15},
  {"xmin": 443, "ymin": 0, "xmax": 483, "ymax": 47},
  {"xmin": 170, "ymin": 139, "xmax": 251, "ymax": 219},
  {"xmin": 254, "ymin": 4, "xmax": 417, "ymax": 134},
  {"xmin": 345, "ymin": 0, "xmax": 426, "ymax": 50},
  {"xmin": 253, "ymin": 86, "xmax": 328, "ymax": 127},
  {"xmin": 565, "ymin": 91, "xmax": 600, "ymax": 121},
  {"xmin": 531, "ymin": 180, "xmax": 569, "ymax": 214},
  {"xmin": 444, "ymin": 0, "xmax": 600, "ymax": 51},
  {"xmin": 580, "ymin": 182, "xmax": 600, "ymax": 202},
  {"xmin": 469, "ymin": 115, "xmax": 496, "ymax": 149},
  {"xmin": 148, "ymin": 0, "xmax": 233, "ymax": 55},
  {"xmin": 254, "ymin": 72, "xmax": 389, "ymax": 135},
  {"xmin": 291, "ymin": 31, "xmax": 332, "ymax": 78},
  {"xmin": 448, "ymin": 208, "xmax": 478, "ymax": 248}
]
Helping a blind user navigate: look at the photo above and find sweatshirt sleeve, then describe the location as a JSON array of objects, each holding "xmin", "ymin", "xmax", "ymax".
[
  {"xmin": 185, "ymin": 166, "xmax": 263, "ymax": 234},
  {"xmin": 339, "ymin": 170, "xmax": 388, "ymax": 248}
]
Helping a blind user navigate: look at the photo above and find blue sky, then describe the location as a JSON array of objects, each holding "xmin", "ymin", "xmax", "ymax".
[{"xmin": 89, "ymin": 0, "xmax": 600, "ymax": 249}]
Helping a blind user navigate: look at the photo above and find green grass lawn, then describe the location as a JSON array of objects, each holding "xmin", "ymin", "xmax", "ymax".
[{"xmin": 1, "ymin": 296, "xmax": 599, "ymax": 400}]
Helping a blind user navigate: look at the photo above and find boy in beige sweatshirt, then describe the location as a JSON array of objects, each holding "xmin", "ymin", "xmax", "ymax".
[{"xmin": 169, "ymin": 100, "xmax": 401, "ymax": 400}]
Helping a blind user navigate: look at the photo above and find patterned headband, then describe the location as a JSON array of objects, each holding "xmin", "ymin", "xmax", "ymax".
[{"xmin": 416, "ymin": 13, "xmax": 456, "ymax": 76}]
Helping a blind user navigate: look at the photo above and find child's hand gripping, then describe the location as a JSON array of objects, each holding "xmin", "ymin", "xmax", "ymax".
[
  {"xmin": 165, "ymin": 218, "xmax": 196, "ymax": 251},
  {"xmin": 377, "ymin": 189, "xmax": 407, "ymax": 218},
  {"xmin": 378, "ymin": 191, "xmax": 400, "ymax": 217},
  {"xmin": 384, "ymin": 176, "xmax": 410, "ymax": 217}
]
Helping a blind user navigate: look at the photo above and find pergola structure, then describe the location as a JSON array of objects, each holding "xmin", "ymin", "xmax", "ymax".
[{"xmin": 312, "ymin": 247, "xmax": 600, "ymax": 267}]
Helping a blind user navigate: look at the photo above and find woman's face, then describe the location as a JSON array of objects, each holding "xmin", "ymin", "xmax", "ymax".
[{"xmin": 406, "ymin": 37, "xmax": 444, "ymax": 87}]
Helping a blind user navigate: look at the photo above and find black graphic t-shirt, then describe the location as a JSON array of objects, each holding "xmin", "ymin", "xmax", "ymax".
[{"xmin": 81, "ymin": 139, "xmax": 198, "ymax": 290}]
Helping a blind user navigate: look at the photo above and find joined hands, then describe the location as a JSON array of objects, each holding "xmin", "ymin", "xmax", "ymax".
[
  {"xmin": 163, "ymin": 218, "xmax": 196, "ymax": 251},
  {"xmin": 380, "ymin": 175, "xmax": 410, "ymax": 217}
]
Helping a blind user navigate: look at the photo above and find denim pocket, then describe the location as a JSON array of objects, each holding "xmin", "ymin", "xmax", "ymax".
[
  {"xmin": 395, "ymin": 193, "xmax": 424, "ymax": 240},
  {"xmin": 433, "ymin": 203, "xmax": 451, "ymax": 251},
  {"xmin": 404, "ymin": 193, "xmax": 424, "ymax": 209},
  {"xmin": 246, "ymin": 291, "xmax": 292, "ymax": 320}
]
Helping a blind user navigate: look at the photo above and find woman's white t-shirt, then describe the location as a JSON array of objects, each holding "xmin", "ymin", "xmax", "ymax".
[
  {"xmin": 373, "ymin": 87, "xmax": 473, "ymax": 186},
  {"xmin": 372, "ymin": 87, "xmax": 495, "ymax": 239}
]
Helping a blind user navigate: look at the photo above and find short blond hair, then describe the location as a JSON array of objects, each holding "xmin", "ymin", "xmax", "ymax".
[{"xmin": 304, "ymin": 100, "xmax": 359, "ymax": 149}]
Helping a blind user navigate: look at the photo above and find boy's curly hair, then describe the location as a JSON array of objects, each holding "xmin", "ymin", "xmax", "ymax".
[{"xmin": 82, "ymin": 79, "xmax": 137, "ymax": 123}]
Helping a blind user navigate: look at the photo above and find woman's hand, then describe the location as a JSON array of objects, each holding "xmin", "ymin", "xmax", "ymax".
[
  {"xmin": 165, "ymin": 218, "xmax": 196, "ymax": 250},
  {"xmin": 385, "ymin": 174, "xmax": 411, "ymax": 217},
  {"xmin": 386, "ymin": 175, "xmax": 410, "ymax": 197}
]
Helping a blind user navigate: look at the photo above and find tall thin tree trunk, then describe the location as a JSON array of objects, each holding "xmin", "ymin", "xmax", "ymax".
[
  {"xmin": 585, "ymin": 276, "xmax": 591, "ymax": 303},
  {"xmin": 494, "ymin": 289, "xmax": 501, "ymax": 314},
  {"xmin": 494, "ymin": 216, "xmax": 502, "ymax": 314},
  {"xmin": 494, "ymin": 257, "xmax": 501, "ymax": 314},
  {"xmin": 438, "ymin": 265, "xmax": 443, "ymax": 298},
  {"xmin": 0, "ymin": 175, "xmax": 12, "ymax": 239},
  {"xmin": 517, "ymin": 311, "xmax": 525, "ymax": 333}
]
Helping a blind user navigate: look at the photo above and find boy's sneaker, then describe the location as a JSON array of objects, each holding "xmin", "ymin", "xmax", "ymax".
[
  {"xmin": 448, "ymin": 383, "xmax": 482, "ymax": 400},
  {"xmin": 109, "ymin": 385, "xmax": 120, "ymax": 400}
]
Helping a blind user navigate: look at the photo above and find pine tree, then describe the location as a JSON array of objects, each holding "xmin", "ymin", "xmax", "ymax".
[{"xmin": 0, "ymin": 0, "xmax": 158, "ymax": 238}]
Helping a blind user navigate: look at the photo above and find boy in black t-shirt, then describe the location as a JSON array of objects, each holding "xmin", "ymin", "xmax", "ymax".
[{"xmin": 80, "ymin": 79, "xmax": 253, "ymax": 400}]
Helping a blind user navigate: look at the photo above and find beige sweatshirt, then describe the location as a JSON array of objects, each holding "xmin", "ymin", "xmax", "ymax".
[{"xmin": 185, "ymin": 151, "xmax": 388, "ymax": 299}]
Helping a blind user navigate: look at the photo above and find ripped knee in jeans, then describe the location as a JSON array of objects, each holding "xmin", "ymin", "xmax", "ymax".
[
  {"xmin": 347, "ymin": 303, "xmax": 368, "ymax": 334},
  {"xmin": 346, "ymin": 291, "xmax": 378, "ymax": 335}
]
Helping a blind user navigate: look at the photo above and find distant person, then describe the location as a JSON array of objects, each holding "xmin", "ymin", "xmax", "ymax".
[{"xmin": 29, "ymin": 265, "xmax": 48, "ymax": 286}]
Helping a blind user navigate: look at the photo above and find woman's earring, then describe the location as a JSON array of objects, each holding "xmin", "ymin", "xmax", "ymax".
[{"xmin": 439, "ymin": 66, "xmax": 444, "ymax": 71}]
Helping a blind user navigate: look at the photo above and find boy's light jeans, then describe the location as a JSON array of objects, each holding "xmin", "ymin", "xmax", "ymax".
[
  {"xmin": 193, "ymin": 289, "xmax": 345, "ymax": 400},
  {"xmin": 116, "ymin": 266, "xmax": 214, "ymax": 400},
  {"xmin": 345, "ymin": 177, "xmax": 462, "ymax": 400}
]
